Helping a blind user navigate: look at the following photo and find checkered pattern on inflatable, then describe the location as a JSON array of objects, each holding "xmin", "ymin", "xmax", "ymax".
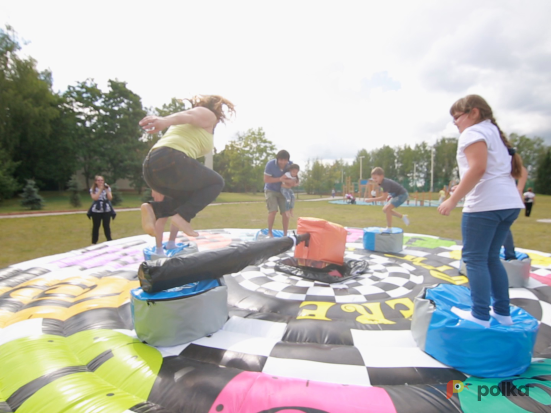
[{"xmin": 1, "ymin": 228, "xmax": 550, "ymax": 412}]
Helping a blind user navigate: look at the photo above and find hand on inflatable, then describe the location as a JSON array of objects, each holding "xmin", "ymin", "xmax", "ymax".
[
  {"xmin": 437, "ymin": 198, "xmax": 457, "ymax": 216},
  {"xmin": 139, "ymin": 116, "xmax": 169, "ymax": 134}
]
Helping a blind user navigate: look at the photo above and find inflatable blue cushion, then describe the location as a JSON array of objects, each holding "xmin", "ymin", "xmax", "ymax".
[
  {"xmin": 413, "ymin": 284, "xmax": 539, "ymax": 378},
  {"xmin": 499, "ymin": 247, "xmax": 530, "ymax": 261}
]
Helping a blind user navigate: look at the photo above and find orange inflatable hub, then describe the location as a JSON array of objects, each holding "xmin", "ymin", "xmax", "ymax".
[{"xmin": 294, "ymin": 217, "xmax": 347, "ymax": 265}]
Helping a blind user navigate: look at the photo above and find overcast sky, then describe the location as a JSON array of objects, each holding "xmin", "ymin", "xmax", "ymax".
[{"xmin": 2, "ymin": 0, "xmax": 550, "ymax": 167}]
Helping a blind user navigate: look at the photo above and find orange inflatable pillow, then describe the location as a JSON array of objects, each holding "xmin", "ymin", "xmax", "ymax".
[{"xmin": 294, "ymin": 217, "xmax": 347, "ymax": 265}]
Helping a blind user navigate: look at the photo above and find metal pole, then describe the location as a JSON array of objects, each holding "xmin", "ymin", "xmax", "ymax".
[{"xmin": 359, "ymin": 156, "xmax": 365, "ymax": 181}]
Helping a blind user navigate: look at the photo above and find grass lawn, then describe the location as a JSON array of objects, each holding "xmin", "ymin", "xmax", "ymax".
[
  {"xmin": 1, "ymin": 195, "xmax": 549, "ymax": 268},
  {"xmin": 0, "ymin": 191, "xmax": 327, "ymax": 214}
]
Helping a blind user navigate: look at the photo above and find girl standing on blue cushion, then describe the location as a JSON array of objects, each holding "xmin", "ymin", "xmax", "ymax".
[
  {"xmin": 140, "ymin": 95, "xmax": 235, "ymax": 242},
  {"xmin": 438, "ymin": 95, "xmax": 524, "ymax": 327}
]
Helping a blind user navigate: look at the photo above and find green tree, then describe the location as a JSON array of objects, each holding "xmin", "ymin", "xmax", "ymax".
[
  {"xmin": 99, "ymin": 79, "xmax": 147, "ymax": 188},
  {"xmin": 67, "ymin": 176, "xmax": 81, "ymax": 207},
  {"xmin": 370, "ymin": 145, "xmax": 396, "ymax": 179},
  {"xmin": 0, "ymin": 148, "xmax": 20, "ymax": 201},
  {"xmin": 65, "ymin": 79, "xmax": 147, "ymax": 191},
  {"xmin": 110, "ymin": 183, "xmax": 124, "ymax": 206},
  {"xmin": 19, "ymin": 179, "xmax": 44, "ymax": 210},
  {"xmin": 326, "ymin": 159, "xmax": 347, "ymax": 193},
  {"xmin": 302, "ymin": 158, "xmax": 330, "ymax": 195},
  {"xmin": 433, "ymin": 137, "xmax": 458, "ymax": 190},
  {"xmin": 535, "ymin": 148, "xmax": 551, "ymax": 195},
  {"xmin": 0, "ymin": 26, "xmax": 75, "ymax": 190},
  {"xmin": 219, "ymin": 128, "xmax": 276, "ymax": 192},
  {"xmin": 414, "ymin": 142, "xmax": 432, "ymax": 192},
  {"xmin": 509, "ymin": 134, "xmax": 546, "ymax": 179},
  {"xmin": 395, "ymin": 145, "xmax": 415, "ymax": 187},
  {"xmin": 64, "ymin": 79, "xmax": 104, "ymax": 189},
  {"xmin": 349, "ymin": 149, "xmax": 370, "ymax": 183},
  {"xmin": 155, "ymin": 98, "xmax": 188, "ymax": 119}
]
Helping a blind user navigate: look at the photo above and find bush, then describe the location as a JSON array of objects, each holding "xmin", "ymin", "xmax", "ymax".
[
  {"xmin": 110, "ymin": 184, "xmax": 124, "ymax": 206},
  {"xmin": 20, "ymin": 179, "xmax": 45, "ymax": 210},
  {"xmin": 67, "ymin": 176, "xmax": 82, "ymax": 207}
]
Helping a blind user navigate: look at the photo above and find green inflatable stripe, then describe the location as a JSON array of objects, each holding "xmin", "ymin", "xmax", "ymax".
[
  {"xmin": 67, "ymin": 329, "xmax": 162, "ymax": 400},
  {"xmin": 0, "ymin": 329, "xmax": 162, "ymax": 407},
  {"xmin": 404, "ymin": 236, "xmax": 457, "ymax": 249},
  {"xmin": 0, "ymin": 334, "xmax": 82, "ymax": 399},
  {"xmin": 17, "ymin": 372, "xmax": 144, "ymax": 413}
]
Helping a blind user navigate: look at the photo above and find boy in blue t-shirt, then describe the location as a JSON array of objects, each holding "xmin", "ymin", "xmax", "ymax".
[{"xmin": 370, "ymin": 167, "xmax": 410, "ymax": 231}]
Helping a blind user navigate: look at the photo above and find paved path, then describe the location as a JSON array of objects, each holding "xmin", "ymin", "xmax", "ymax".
[{"xmin": 0, "ymin": 198, "xmax": 335, "ymax": 219}]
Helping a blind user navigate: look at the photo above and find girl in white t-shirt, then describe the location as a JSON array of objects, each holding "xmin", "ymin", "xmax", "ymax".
[{"xmin": 437, "ymin": 95, "xmax": 524, "ymax": 328}]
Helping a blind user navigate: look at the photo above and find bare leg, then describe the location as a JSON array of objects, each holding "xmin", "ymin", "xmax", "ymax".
[
  {"xmin": 141, "ymin": 203, "xmax": 156, "ymax": 237},
  {"xmin": 383, "ymin": 204, "xmax": 395, "ymax": 228},
  {"xmin": 154, "ymin": 217, "xmax": 169, "ymax": 249},
  {"xmin": 168, "ymin": 224, "xmax": 179, "ymax": 241},
  {"xmin": 391, "ymin": 209, "xmax": 403, "ymax": 219},
  {"xmin": 267, "ymin": 211, "xmax": 277, "ymax": 237},
  {"xmin": 165, "ymin": 224, "xmax": 180, "ymax": 249},
  {"xmin": 171, "ymin": 214, "xmax": 199, "ymax": 237},
  {"xmin": 282, "ymin": 212, "xmax": 290, "ymax": 236}
]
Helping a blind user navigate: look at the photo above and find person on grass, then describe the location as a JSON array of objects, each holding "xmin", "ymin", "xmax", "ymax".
[
  {"xmin": 88, "ymin": 175, "xmax": 115, "ymax": 244},
  {"xmin": 370, "ymin": 167, "xmax": 410, "ymax": 231}
]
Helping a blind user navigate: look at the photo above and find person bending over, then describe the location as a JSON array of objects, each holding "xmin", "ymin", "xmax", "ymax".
[{"xmin": 370, "ymin": 167, "xmax": 410, "ymax": 231}]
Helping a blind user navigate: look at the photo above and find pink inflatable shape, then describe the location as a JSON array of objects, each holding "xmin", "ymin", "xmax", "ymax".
[
  {"xmin": 346, "ymin": 228, "xmax": 364, "ymax": 243},
  {"xmin": 208, "ymin": 371, "xmax": 396, "ymax": 413}
]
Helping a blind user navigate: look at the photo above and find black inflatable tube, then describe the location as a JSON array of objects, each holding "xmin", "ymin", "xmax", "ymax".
[{"xmin": 138, "ymin": 234, "xmax": 310, "ymax": 293}]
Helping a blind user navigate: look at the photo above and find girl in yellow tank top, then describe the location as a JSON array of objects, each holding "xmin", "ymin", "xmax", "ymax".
[{"xmin": 139, "ymin": 95, "xmax": 235, "ymax": 255}]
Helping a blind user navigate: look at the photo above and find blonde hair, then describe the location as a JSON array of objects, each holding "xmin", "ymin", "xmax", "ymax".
[
  {"xmin": 185, "ymin": 95, "xmax": 235, "ymax": 124},
  {"xmin": 450, "ymin": 95, "xmax": 523, "ymax": 178},
  {"xmin": 371, "ymin": 167, "xmax": 384, "ymax": 176}
]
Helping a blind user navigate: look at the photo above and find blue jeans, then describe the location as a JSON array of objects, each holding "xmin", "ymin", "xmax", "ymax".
[
  {"xmin": 281, "ymin": 187, "xmax": 295, "ymax": 211},
  {"xmin": 143, "ymin": 147, "xmax": 224, "ymax": 222},
  {"xmin": 502, "ymin": 230, "xmax": 517, "ymax": 260},
  {"xmin": 390, "ymin": 193, "xmax": 408, "ymax": 207},
  {"xmin": 461, "ymin": 208, "xmax": 520, "ymax": 320}
]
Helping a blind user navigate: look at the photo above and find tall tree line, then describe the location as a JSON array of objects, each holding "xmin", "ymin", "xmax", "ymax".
[
  {"xmin": 298, "ymin": 134, "xmax": 551, "ymax": 195},
  {"xmin": 0, "ymin": 26, "xmax": 149, "ymax": 199}
]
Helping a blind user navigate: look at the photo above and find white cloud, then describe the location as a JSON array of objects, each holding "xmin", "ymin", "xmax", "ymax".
[{"xmin": 1, "ymin": 0, "xmax": 550, "ymax": 168}]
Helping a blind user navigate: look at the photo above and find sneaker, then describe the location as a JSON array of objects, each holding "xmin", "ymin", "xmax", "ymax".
[
  {"xmin": 402, "ymin": 215, "xmax": 410, "ymax": 226},
  {"xmin": 490, "ymin": 308, "xmax": 514, "ymax": 326},
  {"xmin": 141, "ymin": 203, "xmax": 156, "ymax": 237},
  {"xmin": 451, "ymin": 307, "xmax": 490, "ymax": 328}
]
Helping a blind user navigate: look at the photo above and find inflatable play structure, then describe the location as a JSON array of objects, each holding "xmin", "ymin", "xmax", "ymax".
[{"xmin": 1, "ymin": 220, "xmax": 551, "ymax": 412}]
